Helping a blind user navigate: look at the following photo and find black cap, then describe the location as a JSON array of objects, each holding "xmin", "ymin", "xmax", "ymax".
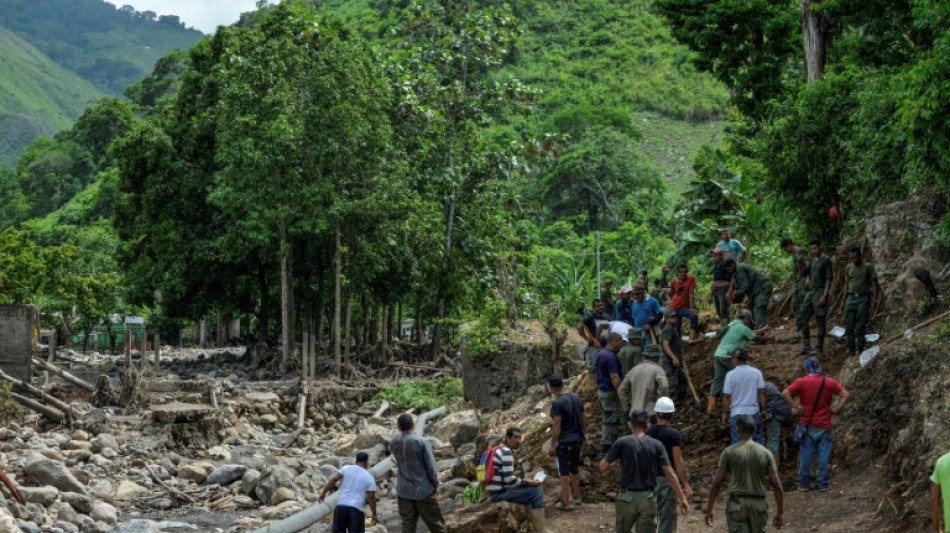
[{"xmin": 547, "ymin": 374, "xmax": 564, "ymax": 388}]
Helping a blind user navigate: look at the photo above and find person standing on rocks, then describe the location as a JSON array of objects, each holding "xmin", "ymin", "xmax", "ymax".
[
  {"xmin": 710, "ymin": 248, "xmax": 733, "ymax": 322},
  {"xmin": 781, "ymin": 237, "xmax": 810, "ymax": 320},
  {"xmin": 798, "ymin": 239, "xmax": 833, "ymax": 354},
  {"xmin": 547, "ymin": 374, "xmax": 587, "ymax": 510},
  {"xmin": 600, "ymin": 410, "xmax": 689, "ymax": 533},
  {"xmin": 707, "ymin": 309, "xmax": 773, "ymax": 415},
  {"xmin": 930, "ymin": 450, "xmax": 950, "ymax": 533},
  {"xmin": 659, "ymin": 309, "xmax": 686, "ymax": 406},
  {"xmin": 618, "ymin": 344, "xmax": 669, "ymax": 421},
  {"xmin": 781, "ymin": 357, "xmax": 850, "ymax": 492},
  {"xmin": 389, "ymin": 413, "xmax": 446, "ymax": 533},
  {"xmin": 579, "ymin": 299, "xmax": 610, "ymax": 374},
  {"xmin": 647, "ymin": 397, "xmax": 694, "ymax": 533},
  {"xmin": 669, "ymin": 264, "xmax": 700, "ymax": 341},
  {"xmin": 725, "ymin": 259, "xmax": 773, "ymax": 330},
  {"xmin": 716, "ymin": 228, "xmax": 748, "ymax": 262},
  {"xmin": 842, "ymin": 246, "xmax": 879, "ymax": 355},
  {"xmin": 704, "ymin": 414, "xmax": 784, "ymax": 530},
  {"xmin": 488, "ymin": 426, "xmax": 553, "ymax": 533},
  {"xmin": 318, "ymin": 451, "xmax": 377, "ymax": 532},
  {"xmin": 722, "ymin": 349, "xmax": 766, "ymax": 445}
]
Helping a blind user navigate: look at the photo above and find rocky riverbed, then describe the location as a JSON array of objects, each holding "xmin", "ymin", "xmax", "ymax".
[{"xmin": 0, "ymin": 348, "xmax": 486, "ymax": 533}]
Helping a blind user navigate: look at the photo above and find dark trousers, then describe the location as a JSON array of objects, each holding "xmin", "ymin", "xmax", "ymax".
[
  {"xmin": 398, "ymin": 493, "xmax": 446, "ymax": 533},
  {"xmin": 333, "ymin": 505, "xmax": 366, "ymax": 533},
  {"xmin": 844, "ymin": 294, "xmax": 870, "ymax": 353}
]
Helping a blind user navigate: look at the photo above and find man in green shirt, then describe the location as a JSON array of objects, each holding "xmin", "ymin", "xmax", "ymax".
[
  {"xmin": 704, "ymin": 414, "xmax": 784, "ymax": 532},
  {"xmin": 707, "ymin": 310, "xmax": 774, "ymax": 415},
  {"xmin": 781, "ymin": 238, "xmax": 810, "ymax": 318},
  {"xmin": 798, "ymin": 239, "xmax": 833, "ymax": 355},
  {"xmin": 660, "ymin": 310, "xmax": 686, "ymax": 406},
  {"xmin": 619, "ymin": 329, "xmax": 645, "ymax": 376},
  {"xmin": 931, "ymin": 450, "xmax": 950, "ymax": 533},
  {"xmin": 841, "ymin": 246, "xmax": 878, "ymax": 356},
  {"xmin": 725, "ymin": 260, "xmax": 773, "ymax": 330}
]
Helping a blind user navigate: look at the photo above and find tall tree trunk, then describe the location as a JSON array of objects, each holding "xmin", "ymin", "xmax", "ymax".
[
  {"xmin": 333, "ymin": 223, "xmax": 342, "ymax": 377},
  {"xmin": 397, "ymin": 301, "xmax": 403, "ymax": 342},
  {"xmin": 199, "ymin": 316, "xmax": 207, "ymax": 348},
  {"xmin": 255, "ymin": 253, "xmax": 270, "ymax": 345},
  {"xmin": 278, "ymin": 222, "xmax": 295, "ymax": 373},
  {"xmin": 344, "ymin": 294, "xmax": 352, "ymax": 368},
  {"xmin": 359, "ymin": 294, "xmax": 367, "ymax": 347},
  {"xmin": 802, "ymin": 0, "xmax": 828, "ymax": 82},
  {"xmin": 415, "ymin": 295, "xmax": 423, "ymax": 345},
  {"xmin": 315, "ymin": 258, "xmax": 325, "ymax": 346},
  {"xmin": 303, "ymin": 271, "xmax": 312, "ymax": 381},
  {"xmin": 82, "ymin": 326, "xmax": 91, "ymax": 354},
  {"xmin": 379, "ymin": 305, "xmax": 389, "ymax": 362},
  {"xmin": 217, "ymin": 310, "xmax": 225, "ymax": 348},
  {"xmin": 366, "ymin": 295, "xmax": 376, "ymax": 346},
  {"xmin": 432, "ymin": 191, "xmax": 457, "ymax": 360}
]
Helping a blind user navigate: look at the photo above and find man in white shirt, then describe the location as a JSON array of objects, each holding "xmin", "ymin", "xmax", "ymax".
[
  {"xmin": 318, "ymin": 451, "xmax": 378, "ymax": 532},
  {"xmin": 722, "ymin": 349, "xmax": 766, "ymax": 445}
]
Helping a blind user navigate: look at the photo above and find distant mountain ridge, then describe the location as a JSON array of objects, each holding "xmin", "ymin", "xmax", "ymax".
[{"xmin": 0, "ymin": 0, "xmax": 204, "ymax": 167}]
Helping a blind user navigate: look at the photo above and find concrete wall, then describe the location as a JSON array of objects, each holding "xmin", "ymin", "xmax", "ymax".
[{"xmin": 0, "ymin": 304, "xmax": 36, "ymax": 382}]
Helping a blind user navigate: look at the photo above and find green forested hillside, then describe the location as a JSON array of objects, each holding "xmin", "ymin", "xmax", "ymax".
[
  {"xmin": 0, "ymin": 26, "xmax": 103, "ymax": 168},
  {"xmin": 0, "ymin": 0, "xmax": 203, "ymax": 167}
]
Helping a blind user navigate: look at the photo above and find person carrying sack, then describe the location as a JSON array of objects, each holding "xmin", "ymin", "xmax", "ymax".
[{"xmin": 781, "ymin": 357, "xmax": 851, "ymax": 492}]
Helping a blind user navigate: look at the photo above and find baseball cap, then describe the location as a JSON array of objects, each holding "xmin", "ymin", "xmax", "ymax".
[
  {"xmin": 627, "ymin": 329, "xmax": 644, "ymax": 340},
  {"xmin": 547, "ymin": 374, "xmax": 564, "ymax": 388},
  {"xmin": 643, "ymin": 344, "xmax": 661, "ymax": 358},
  {"xmin": 655, "ymin": 397, "xmax": 675, "ymax": 414},
  {"xmin": 620, "ymin": 284, "xmax": 634, "ymax": 294},
  {"xmin": 632, "ymin": 285, "xmax": 645, "ymax": 294},
  {"xmin": 664, "ymin": 309, "xmax": 677, "ymax": 318},
  {"xmin": 804, "ymin": 356, "xmax": 822, "ymax": 374},
  {"xmin": 738, "ymin": 309, "xmax": 754, "ymax": 321}
]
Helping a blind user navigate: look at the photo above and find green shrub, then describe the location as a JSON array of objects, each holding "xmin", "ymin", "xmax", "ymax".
[
  {"xmin": 0, "ymin": 382, "xmax": 21, "ymax": 423},
  {"xmin": 376, "ymin": 377, "xmax": 463, "ymax": 409},
  {"xmin": 461, "ymin": 483, "xmax": 484, "ymax": 505}
]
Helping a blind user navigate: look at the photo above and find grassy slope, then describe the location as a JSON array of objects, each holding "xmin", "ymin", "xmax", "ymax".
[{"xmin": 0, "ymin": 26, "xmax": 103, "ymax": 168}]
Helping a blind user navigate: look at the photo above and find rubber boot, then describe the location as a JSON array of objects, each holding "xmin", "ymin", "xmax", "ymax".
[
  {"xmin": 528, "ymin": 507, "xmax": 554, "ymax": 533},
  {"xmin": 706, "ymin": 395, "xmax": 717, "ymax": 415},
  {"xmin": 798, "ymin": 334, "xmax": 811, "ymax": 355}
]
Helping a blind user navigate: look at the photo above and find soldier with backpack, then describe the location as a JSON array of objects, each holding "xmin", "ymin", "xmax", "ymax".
[
  {"xmin": 547, "ymin": 374, "xmax": 587, "ymax": 510},
  {"xmin": 484, "ymin": 426, "xmax": 553, "ymax": 533}
]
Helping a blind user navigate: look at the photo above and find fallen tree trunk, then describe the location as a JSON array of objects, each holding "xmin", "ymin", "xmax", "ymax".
[
  {"xmin": 10, "ymin": 392, "xmax": 66, "ymax": 424},
  {"xmin": 32, "ymin": 358, "xmax": 96, "ymax": 392},
  {"xmin": 0, "ymin": 368, "xmax": 72, "ymax": 416}
]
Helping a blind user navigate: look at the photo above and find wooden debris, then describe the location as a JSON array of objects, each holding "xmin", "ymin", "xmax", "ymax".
[{"xmin": 31, "ymin": 358, "xmax": 95, "ymax": 392}]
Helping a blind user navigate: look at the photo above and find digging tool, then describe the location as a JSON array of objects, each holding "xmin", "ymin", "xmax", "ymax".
[{"xmin": 650, "ymin": 326, "xmax": 701, "ymax": 405}]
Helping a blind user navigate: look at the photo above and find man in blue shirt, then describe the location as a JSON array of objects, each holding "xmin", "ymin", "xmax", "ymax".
[
  {"xmin": 596, "ymin": 332, "xmax": 624, "ymax": 458},
  {"xmin": 632, "ymin": 285, "xmax": 662, "ymax": 346},
  {"xmin": 716, "ymin": 228, "xmax": 747, "ymax": 262},
  {"xmin": 612, "ymin": 284, "xmax": 636, "ymax": 326}
]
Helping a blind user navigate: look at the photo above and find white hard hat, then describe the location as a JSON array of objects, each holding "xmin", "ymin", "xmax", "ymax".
[{"xmin": 654, "ymin": 397, "xmax": 675, "ymax": 414}]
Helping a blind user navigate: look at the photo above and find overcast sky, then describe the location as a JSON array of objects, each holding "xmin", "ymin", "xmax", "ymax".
[{"xmin": 105, "ymin": 1, "xmax": 263, "ymax": 34}]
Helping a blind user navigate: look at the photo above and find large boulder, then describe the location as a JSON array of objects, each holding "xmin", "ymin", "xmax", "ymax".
[
  {"xmin": 108, "ymin": 519, "xmax": 161, "ymax": 533},
  {"xmin": 344, "ymin": 424, "xmax": 393, "ymax": 454},
  {"xmin": 23, "ymin": 454, "xmax": 87, "ymax": 495},
  {"xmin": 254, "ymin": 467, "xmax": 296, "ymax": 505},
  {"xmin": 207, "ymin": 464, "xmax": 248, "ymax": 486},
  {"xmin": 431, "ymin": 410, "xmax": 479, "ymax": 449}
]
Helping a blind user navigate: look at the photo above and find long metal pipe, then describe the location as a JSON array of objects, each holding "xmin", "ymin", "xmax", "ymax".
[{"xmin": 252, "ymin": 406, "xmax": 447, "ymax": 533}]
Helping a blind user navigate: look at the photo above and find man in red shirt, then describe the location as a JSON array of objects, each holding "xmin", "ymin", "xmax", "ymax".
[
  {"xmin": 781, "ymin": 357, "xmax": 851, "ymax": 492},
  {"xmin": 669, "ymin": 264, "xmax": 700, "ymax": 341}
]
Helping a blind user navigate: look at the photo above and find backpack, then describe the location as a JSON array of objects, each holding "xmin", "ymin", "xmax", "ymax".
[{"xmin": 476, "ymin": 445, "xmax": 503, "ymax": 486}]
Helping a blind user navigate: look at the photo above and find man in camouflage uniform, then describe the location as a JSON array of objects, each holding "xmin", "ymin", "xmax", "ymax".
[
  {"xmin": 781, "ymin": 238, "xmax": 810, "ymax": 318},
  {"xmin": 725, "ymin": 260, "xmax": 773, "ymax": 330},
  {"xmin": 842, "ymin": 246, "xmax": 878, "ymax": 355},
  {"xmin": 798, "ymin": 240, "xmax": 833, "ymax": 354},
  {"xmin": 660, "ymin": 310, "xmax": 686, "ymax": 406}
]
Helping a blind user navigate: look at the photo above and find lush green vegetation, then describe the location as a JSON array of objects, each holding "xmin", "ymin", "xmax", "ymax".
[{"xmin": 376, "ymin": 377, "xmax": 464, "ymax": 409}]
